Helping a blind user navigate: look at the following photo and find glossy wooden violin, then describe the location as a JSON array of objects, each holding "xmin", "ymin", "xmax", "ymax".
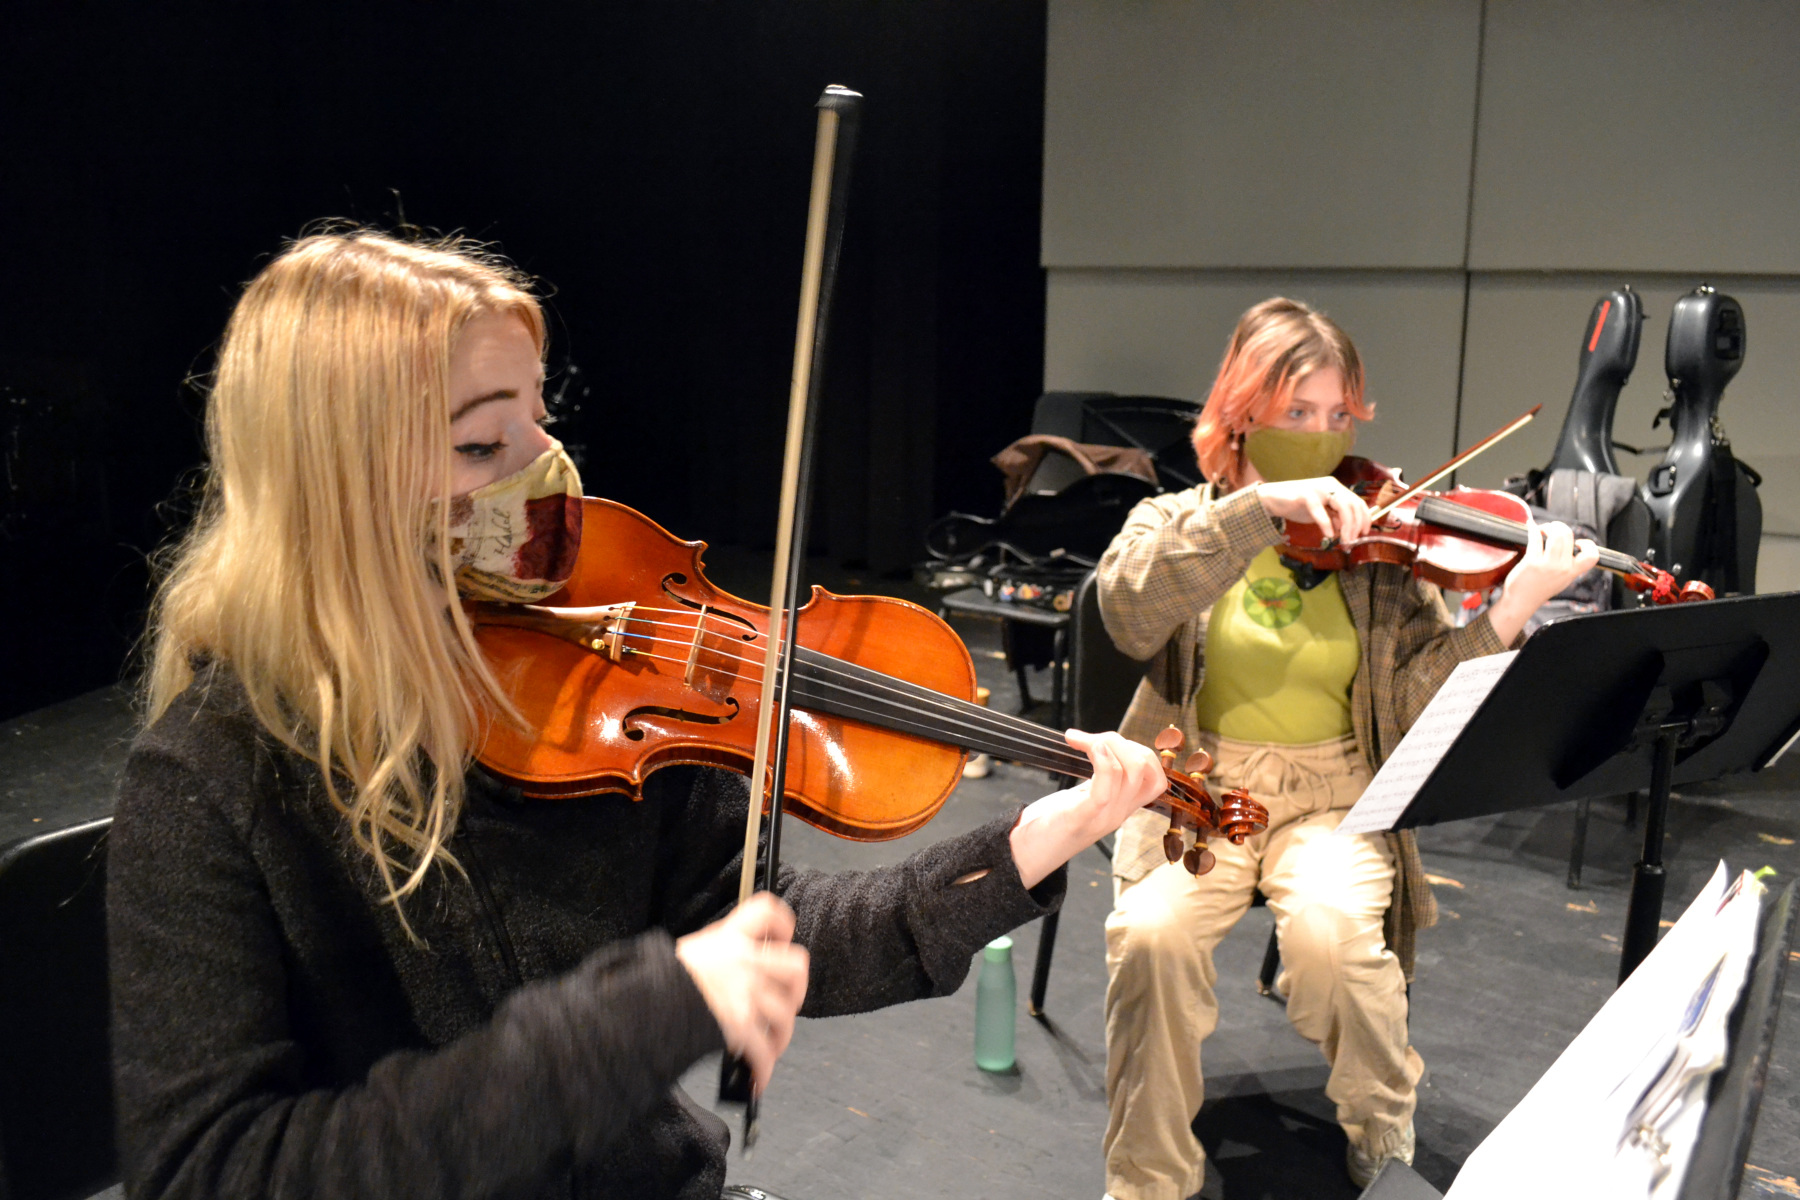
[
  {"xmin": 1279, "ymin": 409, "xmax": 1715, "ymax": 604},
  {"xmin": 470, "ymin": 496, "xmax": 1267, "ymax": 859}
]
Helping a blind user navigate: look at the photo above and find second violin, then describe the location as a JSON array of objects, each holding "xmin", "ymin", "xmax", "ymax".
[{"xmin": 1279, "ymin": 413, "xmax": 1714, "ymax": 605}]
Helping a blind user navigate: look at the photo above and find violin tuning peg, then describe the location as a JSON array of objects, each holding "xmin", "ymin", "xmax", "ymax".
[
  {"xmin": 1183, "ymin": 749, "xmax": 1214, "ymax": 778},
  {"xmin": 1162, "ymin": 829, "xmax": 1184, "ymax": 864},
  {"xmin": 1154, "ymin": 726, "xmax": 1184, "ymax": 768},
  {"xmin": 1181, "ymin": 846, "xmax": 1217, "ymax": 877}
]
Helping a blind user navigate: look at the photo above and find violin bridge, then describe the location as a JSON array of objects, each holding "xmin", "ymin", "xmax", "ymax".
[{"xmin": 683, "ymin": 604, "xmax": 711, "ymax": 686}]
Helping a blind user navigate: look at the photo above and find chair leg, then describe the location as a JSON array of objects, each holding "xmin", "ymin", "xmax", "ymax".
[
  {"xmin": 1256, "ymin": 924, "xmax": 1281, "ymax": 998},
  {"xmin": 1567, "ymin": 796, "xmax": 1590, "ymax": 889},
  {"xmin": 1013, "ymin": 663, "xmax": 1035, "ymax": 715},
  {"xmin": 1050, "ymin": 626, "xmax": 1067, "ymax": 731},
  {"xmin": 1029, "ymin": 910, "xmax": 1058, "ymax": 1017}
]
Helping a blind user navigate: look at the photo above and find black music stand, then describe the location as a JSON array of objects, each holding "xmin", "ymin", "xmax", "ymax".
[{"xmin": 1381, "ymin": 591, "xmax": 1800, "ymax": 983}]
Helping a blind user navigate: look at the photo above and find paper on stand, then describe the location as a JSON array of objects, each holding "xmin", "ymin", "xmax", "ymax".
[
  {"xmin": 1336, "ymin": 651, "xmax": 1517, "ymax": 835},
  {"xmin": 1445, "ymin": 862, "xmax": 1765, "ymax": 1199}
]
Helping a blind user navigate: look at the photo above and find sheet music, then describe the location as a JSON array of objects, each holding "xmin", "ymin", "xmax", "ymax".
[
  {"xmin": 1335, "ymin": 651, "xmax": 1517, "ymax": 834},
  {"xmin": 1445, "ymin": 863, "xmax": 1765, "ymax": 1199}
]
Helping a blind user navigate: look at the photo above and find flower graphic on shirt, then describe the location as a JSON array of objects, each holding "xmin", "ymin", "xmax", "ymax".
[{"xmin": 1243, "ymin": 576, "xmax": 1302, "ymax": 629}]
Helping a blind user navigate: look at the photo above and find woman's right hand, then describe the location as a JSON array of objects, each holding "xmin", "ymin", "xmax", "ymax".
[
  {"xmin": 674, "ymin": 892, "xmax": 810, "ymax": 1092},
  {"xmin": 1255, "ymin": 476, "xmax": 1373, "ymax": 543}
]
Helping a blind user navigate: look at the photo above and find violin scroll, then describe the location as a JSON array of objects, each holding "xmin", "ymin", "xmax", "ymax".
[
  {"xmin": 1214, "ymin": 787, "xmax": 1265, "ymax": 844},
  {"xmin": 1149, "ymin": 725, "xmax": 1271, "ymax": 875},
  {"xmin": 1621, "ymin": 567, "xmax": 1715, "ymax": 606}
]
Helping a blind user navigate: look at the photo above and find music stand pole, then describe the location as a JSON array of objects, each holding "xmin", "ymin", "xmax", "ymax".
[{"xmin": 1619, "ymin": 726, "xmax": 1679, "ymax": 982}]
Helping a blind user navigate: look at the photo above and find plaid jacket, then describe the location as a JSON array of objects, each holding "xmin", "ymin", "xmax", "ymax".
[{"xmin": 1098, "ymin": 483, "xmax": 1513, "ymax": 979}]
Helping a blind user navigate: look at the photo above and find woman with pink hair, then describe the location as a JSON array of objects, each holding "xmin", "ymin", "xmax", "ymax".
[{"xmin": 1096, "ymin": 298, "xmax": 1597, "ymax": 1196}]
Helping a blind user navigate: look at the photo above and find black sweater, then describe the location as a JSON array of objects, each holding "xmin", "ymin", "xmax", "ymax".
[{"xmin": 107, "ymin": 671, "xmax": 1064, "ymax": 1200}]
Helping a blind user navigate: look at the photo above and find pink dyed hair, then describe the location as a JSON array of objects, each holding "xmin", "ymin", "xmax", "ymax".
[{"xmin": 1190, "ymin": 297, "xmax": 1372, "ymax": 490}]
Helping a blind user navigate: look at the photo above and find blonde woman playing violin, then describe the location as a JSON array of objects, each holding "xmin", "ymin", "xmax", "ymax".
[{"xmin": 110, "ymin": 229, "xmax": 1170, "ymax": 1200}]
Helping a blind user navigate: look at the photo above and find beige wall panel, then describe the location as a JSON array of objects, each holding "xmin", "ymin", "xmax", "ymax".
[
  {"xmin": 1045, "ymin": 270, "xmax": 1467, "ymax": 475},
  {"xmin": 1759, "ymin": 536, "xmax": 1800, "ymax": 594},
  {"xmin": 1471, "ymin": 2, "xmax": 1800, "ymax": 273},
  {"xmin": 1456, "ymin": 276, "xmax": 1800, "ymax": 539},
  {"xmin": 1043, "ymin": 0, "xmax": 1482, "ymax": 269}
]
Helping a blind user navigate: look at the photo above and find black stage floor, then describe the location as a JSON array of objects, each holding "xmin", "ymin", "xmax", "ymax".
[{"xmin": 3, "ymin": 556, "xmax": 1796, "ymax": 1199}]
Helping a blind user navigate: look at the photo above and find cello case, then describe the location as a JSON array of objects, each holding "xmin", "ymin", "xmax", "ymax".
[
  {"xmin": 1642, "ymin": 287, "xmax": 1762, "ymax": 594},
  {"xmin": 1547, "ymin": 285, "xmax": 1645, "ymax": 477},
  {"xmin": 1507, "ymin": 287, "xmax": 1654, "ymax": 616}
]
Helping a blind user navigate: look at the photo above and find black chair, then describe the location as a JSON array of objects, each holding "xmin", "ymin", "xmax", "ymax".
[
  {"xmin": 1066, "ymin": 569, "xmax": 1147, "ymax": 737},
  {"xmin": 0, "ymin": 819, "xmax": 117, "ymax": 1200},
  {"xmin": 1027, "ymin": 573, "xmax": 1280, "ymax": 1015}
]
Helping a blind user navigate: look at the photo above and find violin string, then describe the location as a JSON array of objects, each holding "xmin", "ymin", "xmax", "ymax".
[
  {"xmin": 523, "ymin": 613, "xmax": 1216, "ymax": 805},
  {"xmin": 526, "ymin": 601, "xmax": 1116, "ymax": 772},
  {"xmin": 788, "ymin": 651, "xmax": 1093, "ymax": 772},
  {"xmin": 616, "ymin": 642, "xmax": 1089, "ymax": 774},
  {"xmin": 597, "ymin": 618, "xmax": 1093, "ymax": 773},
  {"xmin": 1415, "ymin": 498, "xmax": 1646, "ymax": 576}
]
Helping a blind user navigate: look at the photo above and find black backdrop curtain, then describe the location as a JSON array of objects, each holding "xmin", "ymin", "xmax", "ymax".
[{"xmin": 0, "ymin": 3, "xmax": 1047, "ymax": 721}]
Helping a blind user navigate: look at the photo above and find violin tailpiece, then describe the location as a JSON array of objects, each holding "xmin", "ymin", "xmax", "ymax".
[{"xmin": 468, "ymin": 600, "xmax": 638, "ymax": 661}]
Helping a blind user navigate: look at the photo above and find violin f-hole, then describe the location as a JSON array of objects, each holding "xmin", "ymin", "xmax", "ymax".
[
  {"xmin": 622, "ymin": 696, "xmax": 741, "ymax": 741},
  {"xmin": 662, "ymin": 573, "xmax": 758, "ymax": 641}
]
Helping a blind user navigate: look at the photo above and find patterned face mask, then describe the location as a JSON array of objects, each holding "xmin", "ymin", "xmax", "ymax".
[{"xmin": 444, "ymin": 440, "xmax": 584, "ymax": 603}]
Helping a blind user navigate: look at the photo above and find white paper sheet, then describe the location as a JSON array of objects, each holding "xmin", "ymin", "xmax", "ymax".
[
  {"xmin": 1445, "ymin": 862, "xmax": 1765, "ymax": 1199},
  {"xmin": 1335, "ymin": 651, "xmax": 1517, "ymax": 834}
]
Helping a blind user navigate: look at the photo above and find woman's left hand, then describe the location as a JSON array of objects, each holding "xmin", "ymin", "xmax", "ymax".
[
  {"xmin": 1009, "ymin": 730, "xmax": 1167, "ymax": 890},
  {"xmin": 1484, "ymin": 517, "xmax": 1603, "ymax": 645}
]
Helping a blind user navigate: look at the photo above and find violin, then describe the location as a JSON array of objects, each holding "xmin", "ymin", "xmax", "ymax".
[
  {"xmin": 1280, "ymin": 455, "xmax": 1714, "ymax": 604},
  {"xmin": 470, "ymin": 496, "xmax": 1268, "ymax": 864}
]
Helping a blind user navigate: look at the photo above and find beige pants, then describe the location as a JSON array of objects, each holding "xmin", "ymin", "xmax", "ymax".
[{"xmin": 1102, "ymin": 734, "xmax": 1423, "ymax": 1200}]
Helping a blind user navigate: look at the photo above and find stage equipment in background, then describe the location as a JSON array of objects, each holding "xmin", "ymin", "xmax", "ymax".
[
  {"xmin": 920, "ymin": 394, "xmax": 1196, "ymax": 707},
  {"xmin": 1336, "ymin": 591, "xmax": 1800, "ymax": 984},
  {"xmin": 1502, "ymin": 286, "xmax": 1657, "ymax": 623},
  {"xmin": 1643, "ymin": 287, "xmax": 1763, "ymax": 597},
  {"xmin": 1023, "ymin": 392, "xmax": 1206, "ymax": 493},
  {"xmin": 923, "ymin": 438, "xmax": 1157, "ymax": 571}
]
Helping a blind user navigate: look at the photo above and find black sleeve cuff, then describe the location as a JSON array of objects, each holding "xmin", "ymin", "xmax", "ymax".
[{"xmin": 902, "ymin": 809, "xmax": 1067, "ymax": 995}]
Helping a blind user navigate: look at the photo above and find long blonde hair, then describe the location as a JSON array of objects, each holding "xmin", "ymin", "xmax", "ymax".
[{"xmin": 145, "ymin": 229, "xmax": 546, "ymax": 915}]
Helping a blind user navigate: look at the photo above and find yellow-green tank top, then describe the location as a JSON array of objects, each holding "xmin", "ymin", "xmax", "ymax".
[{"xmin": 1191, "ymin": 546, "xmax": 1360, "ymax": 744}]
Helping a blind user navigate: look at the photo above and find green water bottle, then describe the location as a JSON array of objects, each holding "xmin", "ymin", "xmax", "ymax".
[{"xmin": 973, "ymin": 935, "xmax": 1016, "ymax": 1072}]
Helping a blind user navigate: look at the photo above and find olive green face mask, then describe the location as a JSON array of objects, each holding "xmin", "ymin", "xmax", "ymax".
[{"xmin": 1243, "ymin": 427, "xmax": 1354, "ymax": 483}]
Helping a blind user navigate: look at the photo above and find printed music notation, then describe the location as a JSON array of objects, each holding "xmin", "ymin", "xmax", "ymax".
[{"xmin": 1336, "ymin": 651, "xmax": 1518, "ymax": 835}]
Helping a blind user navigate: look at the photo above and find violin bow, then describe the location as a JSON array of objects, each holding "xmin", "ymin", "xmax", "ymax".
[
  {"xmin": 718, "ymin": 84, "xmax": 863, "ymax": 1152},
  {"xmin": 1367, "ymin": 404, "xmax": 1541, "ymax": 522}
]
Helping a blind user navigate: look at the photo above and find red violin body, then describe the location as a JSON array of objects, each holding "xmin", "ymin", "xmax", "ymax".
[{"xmin": 1281, "ymin": 458, "xmax": 1531, "ymax": 593}]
